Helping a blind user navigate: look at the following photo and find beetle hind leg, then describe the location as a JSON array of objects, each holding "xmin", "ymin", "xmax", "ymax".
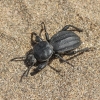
[
  {"xmin": 64, "ymin": 47, "xmax": 95, "ymax": 61},
  {"xmin": 65, "ymin": 47, "xmax": 91, "ymax": 55},
  {"xmin": 61, "ymin": 25, "xmax": 83, "ymax": 32}
]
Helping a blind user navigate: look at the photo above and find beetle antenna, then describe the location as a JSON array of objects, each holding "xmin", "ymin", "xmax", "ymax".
[{"xmin": 10, "ymin": 57, "xmax": 25, "ymax": 61}]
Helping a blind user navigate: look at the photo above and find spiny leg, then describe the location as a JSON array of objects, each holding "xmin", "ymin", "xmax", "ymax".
[{"xmin": 61, "ymin": 25, "xmax": 83, "ymax": 32}]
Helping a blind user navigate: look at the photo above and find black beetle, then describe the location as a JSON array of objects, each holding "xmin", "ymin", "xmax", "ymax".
[{"xmin": 11, "ymin": 22, "xmax": 92, "ymax": 81}]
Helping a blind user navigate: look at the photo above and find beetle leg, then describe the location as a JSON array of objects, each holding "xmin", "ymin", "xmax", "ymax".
[
  {"xmin": 55, "ymin": 54, "xmax": 74, "ymax": 67},
  {"xmin": 64, "ymin": 47, "xmax": 95, "ymax": 61},
  {"xmin": 49, "ymin": 65, "xmax": 61, "ymax": 72},
  {"xmin": 40, "ymin": 22, "xmax": 50, "ymax": 42},
  {"xmin": 61, "ymin": 25, "xmax": 83, "ymax": 32},
  {"xmin": 31, "ymin": 32, "xmax": 43, "ymax": 44},
  {"xmin": 20, "ymin": 66, "xmax": 32, "ymax": 82},
  {"xmin": 65, "ymin": 47, "xmax": 90, "ymax": 55},
  {"xmin": 39, "ymin": 23, "xmax": 44, "ymax": 37},
  {"xmin": 30, "ymin": 61, "xmax": 48, "ymax": 76}
]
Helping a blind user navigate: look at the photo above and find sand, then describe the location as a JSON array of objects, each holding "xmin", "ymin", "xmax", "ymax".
[{"xmin": 0, "ymin": 0, "xmax": 100, "ymax": 100}]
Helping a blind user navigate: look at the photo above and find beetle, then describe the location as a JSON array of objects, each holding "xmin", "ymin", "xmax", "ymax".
[{"xmin": 11, "ymin": 22, "xmax": 91, "ymax": 81}]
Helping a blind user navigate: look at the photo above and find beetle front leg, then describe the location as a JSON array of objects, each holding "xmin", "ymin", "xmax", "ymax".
[
  {"xmin": 40, "ymin": 22, "xmax": 50, "ymax": 42},
  {"xmin": 61, "ymin": 25, "xmax": 83, "ymax": 32},
  {"xmin": 30, "ymin": 61, "xmax": 48, "ymax": 76},
  {"xmin": 31, "ymin": 32, "xmax": 43, "ymax": 45},
  {"xmin": 20, "ymin": 66, "xmax": 32, "ymax": 82}
]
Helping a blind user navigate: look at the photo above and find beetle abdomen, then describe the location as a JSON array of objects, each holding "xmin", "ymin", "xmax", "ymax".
[{"xmin": 50, "ymin": 31, "xmax": 81, "ymax": 53}]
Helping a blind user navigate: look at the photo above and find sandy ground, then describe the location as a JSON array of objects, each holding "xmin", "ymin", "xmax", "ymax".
[{"xmin": 0, "ymin": 0, "xmax": 100, "ymax": 100}]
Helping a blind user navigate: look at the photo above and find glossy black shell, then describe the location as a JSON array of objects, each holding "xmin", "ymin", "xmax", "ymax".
[
  {"xmin": 33, "ymin": 41, "xmax": 53, "ymax": 62},
  {"xmin": 50, "ymin": 31, "xmax": 81, "ymax": 53}
]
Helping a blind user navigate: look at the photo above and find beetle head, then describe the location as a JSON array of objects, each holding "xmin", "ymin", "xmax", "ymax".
[
  {"xmin": 20, "ymin": 53, "xmax": 37, "ymax": 82},
  {"xmin": 24, "ymin": 53, "xmax": 37, "ymax": 67}
]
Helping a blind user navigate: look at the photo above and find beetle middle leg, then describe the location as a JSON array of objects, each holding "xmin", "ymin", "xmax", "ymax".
[
  {"xmin": 61, "ymin": 25, "xmax": 83, "ymax": 32},
  {"xmin": 64, "ymin": 47, "xmax": 94, "ymax": 61},
  {"xmin": 55, "ymin": 54, "xmax": 74, "ymax": 67}
]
